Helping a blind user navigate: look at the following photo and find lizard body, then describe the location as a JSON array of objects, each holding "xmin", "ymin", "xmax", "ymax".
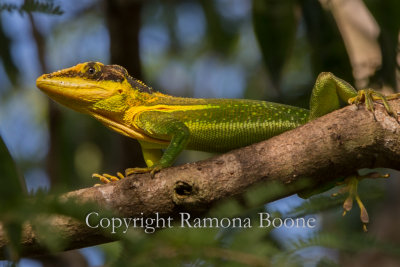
[
  {"xmin": 36, "ymin": 62, "xmax": 399, "ymax": 230},
  {"xmin": 37, "ymin": 62, "xmax": 317, "ymax": 170},
  {"xmin": 36, "ymin": 61, "xmax": 398, "ymax": 173}
]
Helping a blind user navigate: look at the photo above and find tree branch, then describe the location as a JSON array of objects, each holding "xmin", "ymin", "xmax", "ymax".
[{"xmin": 1, "ymin": 100, "xmax": 400, "ymax": 258}]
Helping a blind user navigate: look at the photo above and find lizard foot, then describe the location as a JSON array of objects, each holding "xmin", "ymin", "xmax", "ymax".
[
  {"xmin": 92, "ymin": 172, "xmax": 125, "ymax": 184},
  {"xmin": 332, "ymin": 172, "xmax": 389, "ymax": 232},
  {"xmin": 125, "ymin": 165, "xmax": 163, "ymax": 178},
  {"xmin": 348, "ymin": 89, "xmax": 400, "ymax": 122},
  {"xmin": 92, "ymin": 165, "xmax": 164, "ymax": 185}
]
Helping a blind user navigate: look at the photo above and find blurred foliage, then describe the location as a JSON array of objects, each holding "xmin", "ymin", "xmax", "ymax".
[
  {"xmin": 252, "ymin": 0, "xmax": 297, "ymax": 94},
  {"xmin": 0, "ymin": 0, "xmax": 63, "ymax": 15},
  {"xmin": 199, "ymin": 1, "xmax": 239, "ymax": 54},
  {"xmin": 364, "ymin": 0, "xmax": 400, "ymax": 88},
  {"xmin": 0, "ymin": 133, "xmax": 112, "ymax": 261},
  {"xmin": 0, "ymin": 19, "xmax": 19, "ymax": 86},
  {"xmin": 299, "ymin": 0, "xmax": 353, "ymax": 82},
  {"xmin": 0, "ymin": 0, "xmax": 399, "ymax": 266},
  {"xmin": 287, "ymin": 232, "xmax": 400, "ymax": 258},
  {"xmin": 0, "ymin": 134, "xmax": 25, "ymax": 261}
]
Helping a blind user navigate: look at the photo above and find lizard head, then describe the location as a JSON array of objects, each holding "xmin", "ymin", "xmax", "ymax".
[{"xmin": 36, "ymin": 61, "xmax": 153, "ymax": 114}]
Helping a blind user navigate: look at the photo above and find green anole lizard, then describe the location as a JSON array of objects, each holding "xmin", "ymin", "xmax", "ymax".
[{"xmin": 36, "ymin": 62, "xmax": 399, "ymax": 230}]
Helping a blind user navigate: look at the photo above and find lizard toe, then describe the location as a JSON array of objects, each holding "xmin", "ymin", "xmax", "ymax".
[
  {"xmin": 333, "ymin": 172, "xmax": 390, "ymax": 232},
  {"xmin": 92, "ymin": 172, "xmax": 124, "ymax": 184}
]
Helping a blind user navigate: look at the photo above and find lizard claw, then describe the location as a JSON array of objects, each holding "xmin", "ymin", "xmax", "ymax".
[
  {"xmin": 92, "ymin": 164, "xmax": 165, "ymax": 185},
  {"xmin": 332, "ymin": 172, "xmax": 390, "ymax": 232},
  {"xmin": 149, "ymin": 165, "xmax": 163, "ymax": 177},
  {"xmin": 92, "ymin": 172, "xmax": 125, "ymax": 184},
  {"xmin": 125, "ymin": 165, "xmax": 162, "ymax": 178},
  {"xmin": 348, "ymin": 90, "xmax": 400, "ymax": 123},
  {"xmin": 125, "ymin": 167, "xmax": 151, "ymax": 176}
]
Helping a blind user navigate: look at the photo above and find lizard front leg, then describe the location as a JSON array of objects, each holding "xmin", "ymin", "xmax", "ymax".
[
  {"xmin": 125, "ymin": 111, "xmax": 190, "ymax": 177},
  {"xmin": 93, "ymin": 111, "xmax": 190, "ymax": 183}
]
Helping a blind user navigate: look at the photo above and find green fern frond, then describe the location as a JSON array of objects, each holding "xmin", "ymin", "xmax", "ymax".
[
  {"xmin": 288, "ymin": 232, "xmax": 400, "ymax": 257},
  {"xmin": 316, "ymin": 257, "xmax": 339, "ymax": 267}
]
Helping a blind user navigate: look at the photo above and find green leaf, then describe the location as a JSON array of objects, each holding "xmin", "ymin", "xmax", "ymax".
[
  {"xmin": 200, "ymin": 1, "xmax": 238, "ymax": 54},
  {"xmin": 300, "ymin": 0, "xmax": 352, "ymax": 81},
  {"xmin": 252, "ymin": 0, "xmax": 297, "ymax": 91},
  {"xmin": 0, "ymin": 134, "xmax": 25, "ymax": 211}
]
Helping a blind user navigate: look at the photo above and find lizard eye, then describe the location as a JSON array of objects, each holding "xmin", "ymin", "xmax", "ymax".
[{"xmin": 88, "ymin": 67, "xmax": 96, "ymax": 75}]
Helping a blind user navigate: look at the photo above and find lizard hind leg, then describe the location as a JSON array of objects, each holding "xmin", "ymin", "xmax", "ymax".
[{"xmin": 332, "ymin": 172, "xmax": 390, "ymax": 232}]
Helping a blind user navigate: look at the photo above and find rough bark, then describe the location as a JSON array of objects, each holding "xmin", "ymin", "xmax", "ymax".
[{"xmin": 1, "ymin": 100, "xmax": 400, "ymax": 258}]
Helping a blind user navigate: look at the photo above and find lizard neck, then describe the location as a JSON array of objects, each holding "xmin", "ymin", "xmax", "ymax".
[
  {"xmin": 86, "ymin": 89, "xmax": 211, "ymax": 142},
  {"xmin": 85, "ymin": 90, "xmax": 160, "ymax": 142}
]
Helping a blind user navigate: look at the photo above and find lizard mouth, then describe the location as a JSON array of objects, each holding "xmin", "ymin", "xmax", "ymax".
[
  {"xmin": 36, "ymin": 74, "xmax": 112, "ymax": 111},
  {"xmin": 36, "ymin": 74, "xmax": 100, "ymax": 92}
]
